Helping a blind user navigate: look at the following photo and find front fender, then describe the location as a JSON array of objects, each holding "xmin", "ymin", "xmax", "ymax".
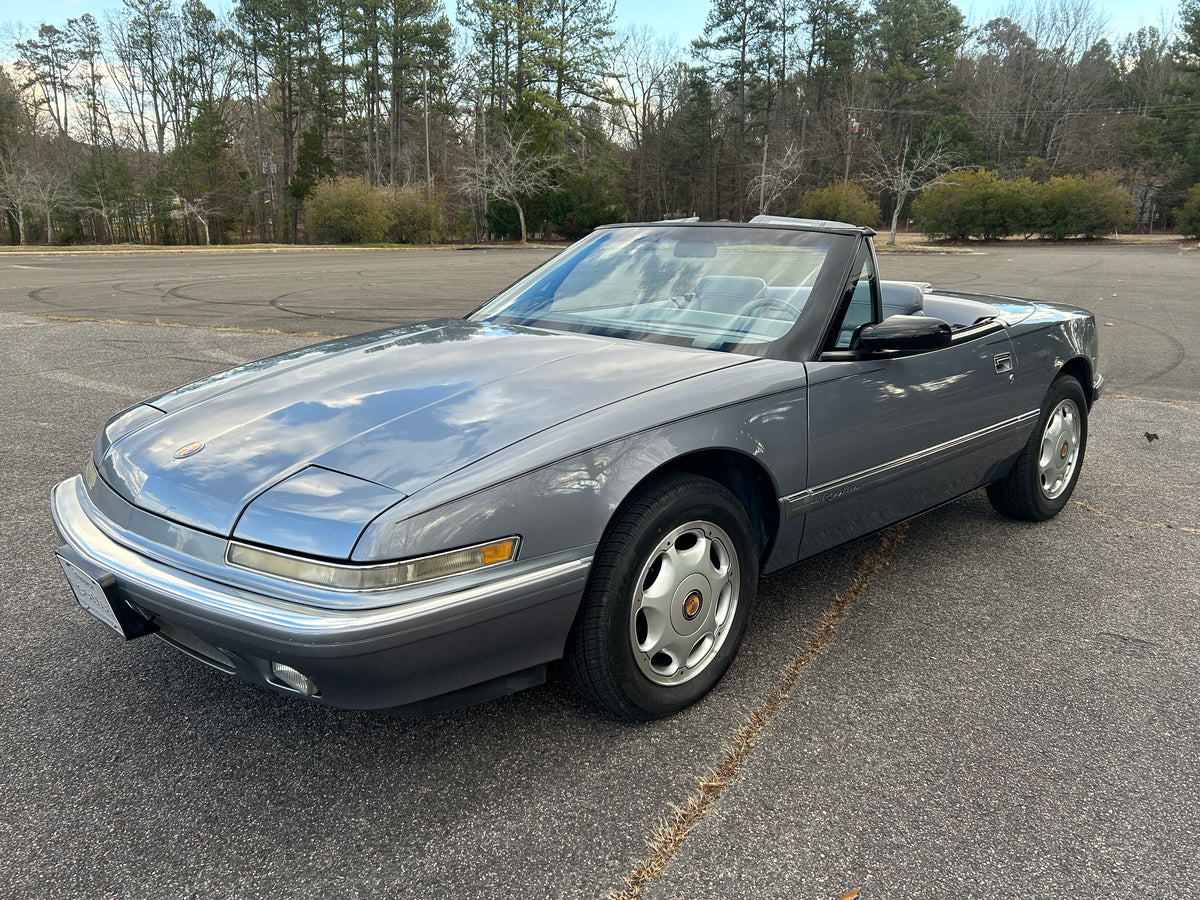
[
  {"xmin": 352, "ymin": 362, "xmax": 810, "ymax": 568},
  {"xmin": 1008, "ymin": 304, "xmax": 1099, "ymax": 408}
]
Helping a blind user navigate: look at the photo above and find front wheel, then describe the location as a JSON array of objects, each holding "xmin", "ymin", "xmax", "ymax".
[
  {"xmin": 987, "ymin": 375, "xmax": 1088, "ymax": 521},
  {"xmin": 567, "ymin": 473, "xmax": 758, "ymax": 721}
]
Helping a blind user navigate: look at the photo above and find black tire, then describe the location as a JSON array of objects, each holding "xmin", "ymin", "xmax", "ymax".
[
  {"xmin": 566, "ymin": 473, "xmax": 758, "ymax": 721},
  {"xmin": 987, "ymin": 375, "xmax": 1088, "ymax": 521}
]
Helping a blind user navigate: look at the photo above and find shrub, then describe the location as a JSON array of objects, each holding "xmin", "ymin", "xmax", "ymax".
[
  {"xmin": 914, "ymin": 169, "xmax": 1034, "ymax": 240},
  {"xmin": 1174, "ymin": 184, "xmax": 1200, "ymax": 239},
  {"xmin": 912, "ymin": 174, "xmax": 972, "ymax": 240},
  {"xmin": 1006, "ymin": 177, "xmax": 1043, "ymax": 237},
  {"xmin": 304, "ymin": 176, "xmax": 394, "ymax": 244},
  {"xmin": 387, "ymin": 186, "xmax": 446, "ymax": 244},
  {"xmin": 795, "ymin": 181, "xmax": 878, "ymax": 226},
  {"xmin": 915, "ymin": 170, "xmax": 1133, "ymax": 240},
  {"xmin": 1039, "ymin": 174, "xmax": 1133, "ymax": 239}
]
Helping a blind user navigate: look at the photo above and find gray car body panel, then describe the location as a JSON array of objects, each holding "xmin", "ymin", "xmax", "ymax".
[
  {"xmin": 52, "ymin": 222, "xmax": 1101, "ymax": 712},
  {"xmin": 96, "ymin": 320, "xmax": 749, "ymax": 549}
]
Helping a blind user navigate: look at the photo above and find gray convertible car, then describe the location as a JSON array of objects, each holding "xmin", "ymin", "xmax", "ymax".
[{"xmin": 52, "ymin": 217, "xmax": 1101, "ymax": 720}]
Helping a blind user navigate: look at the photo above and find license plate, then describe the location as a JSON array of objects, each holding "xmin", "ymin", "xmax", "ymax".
[{"xmin": 57, "ymin": 551, "xmax": 130, "ymax": 638}]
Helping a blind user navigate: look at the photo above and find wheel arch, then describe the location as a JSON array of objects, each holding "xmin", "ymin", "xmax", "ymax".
[
  {"xmin": 609, "ymin": 449, "xmax": 780, "ymax": 566},
  {"xmin": 566, "ymin": 451, "xmax": 770, "ymax": 719},
  {"xmin": 1057, "ymin": 356, "xmax": 1095, "ymax": 408}
]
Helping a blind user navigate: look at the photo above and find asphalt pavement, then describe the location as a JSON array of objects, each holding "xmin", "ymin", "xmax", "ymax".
[{"xmin": 0, "ymin": 242, "xmax": 1196, "ymax": 899}]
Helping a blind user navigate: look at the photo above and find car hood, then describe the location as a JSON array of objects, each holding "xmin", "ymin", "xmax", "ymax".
[{"xmin": 96, "ymin": 320, "xmax": 748, "ymax": 545}]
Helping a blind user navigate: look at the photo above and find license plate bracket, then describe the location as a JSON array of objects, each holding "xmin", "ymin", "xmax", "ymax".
[{"xmin": 56, "ymin": 548, "xmax": 157, "ymax": 640}]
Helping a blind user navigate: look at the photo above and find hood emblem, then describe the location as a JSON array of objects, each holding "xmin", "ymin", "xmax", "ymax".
[{"xmin": 174, "ymin": 441, "xmax": 205, "ymax": 459}]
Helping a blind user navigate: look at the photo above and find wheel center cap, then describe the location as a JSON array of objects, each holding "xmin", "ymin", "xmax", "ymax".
[
  {"xmin": 1060, "ymin": 441, "xmax": 1069, "ymax": 460},
  {"xmin": 682, "ymin": 590, "xmax": 703, "ymax": 621}
]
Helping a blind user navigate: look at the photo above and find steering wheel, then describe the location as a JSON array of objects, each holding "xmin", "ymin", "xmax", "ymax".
[{"xmin": 737, "ymin": 296, "xmax": 802, "ymax": 321}]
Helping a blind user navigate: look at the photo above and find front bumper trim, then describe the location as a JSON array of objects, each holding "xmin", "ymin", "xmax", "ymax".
[{"xmin": 52, "ymin": 475, "xmax": 591, "ymax": 645}]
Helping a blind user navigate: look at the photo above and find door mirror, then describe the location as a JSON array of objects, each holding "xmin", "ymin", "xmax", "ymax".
[{"xmin": 857, "ymin": 315, "xmax": 952, "ymax": 353}]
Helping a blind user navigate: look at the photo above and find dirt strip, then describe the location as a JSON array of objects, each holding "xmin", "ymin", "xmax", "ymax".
[{"xmin": 612, "ymin": 525, "xmax": 910, "ymax": 899}]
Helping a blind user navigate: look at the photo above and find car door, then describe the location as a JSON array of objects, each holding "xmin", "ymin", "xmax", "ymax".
[{"xmin": 791, "ymin": 250, "xmax": 1029, "ymax": 559}]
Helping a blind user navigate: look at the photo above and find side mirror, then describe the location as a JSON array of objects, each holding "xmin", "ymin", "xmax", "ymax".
[{"xmin": 857, "ymin": 315, "xmax": 952, "ymax": 353}]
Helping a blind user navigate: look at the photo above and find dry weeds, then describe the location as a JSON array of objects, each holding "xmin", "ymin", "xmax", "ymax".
[
  {"xmin": 612, "ymin": 525, "xmax": 909, "ymax": 899},
  {"xmin": 41, "ymin": 315, "xmax": 333, "ymax": 338},
  {"xmin": 1073, "ymin": 500, "xmax": 1199, "ymax": 535}
]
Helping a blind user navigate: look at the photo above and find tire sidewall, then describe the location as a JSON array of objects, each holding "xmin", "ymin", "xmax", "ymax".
[
  {"xmin": 595, "ymin": 478, "xmax": 757, "ymax": 719},
  {"xmin": 1029, "ymin": 376, "xmax": 1088, "ymax": 518}
]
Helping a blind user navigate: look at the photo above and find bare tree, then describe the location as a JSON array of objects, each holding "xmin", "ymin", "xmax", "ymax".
[
  {"xmin": 106, "ymin": 0, "xmax": 178, "ymax": 158},
  {"xmin": 750, "ymin": 137, "xmax": 808, "ymax": 214},
  {"xmin": 963, "ymin": 0, "xmax": 1115, "ymax": 170},
  {"xmin": 865, "ymin": 134, "xmax": 961, "ymax": 244},
  {"xmin": 29, "ymin": 168, "xmax": 77, "ymax": 242},
  {"xmin": 0, "ymin": 159, "xmax": 76, "ymax": 244},
  {"xmin": 0, "ymin": 159, "xmax": 37, "ymax": 244},
  {"xmin": 610, "ymin": 26, "xmax": 683, "ymax": 220},
  {"xmin": 170, "ymin": 192, "xmax": 212, "ymax": 244},
  {"xmin": 456, "ymin": 123, "xmax": 563, "ymax": 245}
]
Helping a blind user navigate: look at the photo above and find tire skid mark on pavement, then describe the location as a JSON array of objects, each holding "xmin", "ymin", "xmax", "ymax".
[
  {"xmin": 268, "ymin": 293, "xmax": 417, "ymax": 327},
  {"xmin": 611, "ymin": 524, "xmax": 909, "ymax": 900},
  {"xmin": 1097, "ymin": 316, "xmax": 1187, "ymax": 388},
  {"xmin": 1073, "ymin": 499, "xmax": 1200, "ymax": 535},
  {"xmin": 165, "ymin": 280, "xmax": 271, "ymax": 308}
]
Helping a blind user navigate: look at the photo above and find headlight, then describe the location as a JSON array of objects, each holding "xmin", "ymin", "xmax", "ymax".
[{"xmin": 226, "ymin": 537, "xmax": 519, "ymax": 591}]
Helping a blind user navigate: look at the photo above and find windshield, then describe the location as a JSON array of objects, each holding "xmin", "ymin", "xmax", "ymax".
[{"xmin": 471, "ymin": 225, "xmax": 834, "ymax": 352}]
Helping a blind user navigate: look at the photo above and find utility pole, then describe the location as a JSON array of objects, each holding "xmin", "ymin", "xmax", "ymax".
[
  {"xmin": 844, "ymin": 115, "xmax": 858, "ymax": 182},
  {"xmin": 759, "ymin": 135, "xmax": 769, "ymax": 215}
]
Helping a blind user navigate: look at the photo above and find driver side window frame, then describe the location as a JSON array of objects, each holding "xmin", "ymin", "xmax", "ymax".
[{"xmin": 822, "ymin": 246, "xmax": 881, "ymax": 353}]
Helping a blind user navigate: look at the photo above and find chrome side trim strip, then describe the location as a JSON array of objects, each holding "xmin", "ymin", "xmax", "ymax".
[
  {"xmin": 781, "ymin": 409, "xmax": 1040, "ymax": 519},
  {"xmin": 52, "ymin": 476, "xmax": 591, "ymax": 639}
]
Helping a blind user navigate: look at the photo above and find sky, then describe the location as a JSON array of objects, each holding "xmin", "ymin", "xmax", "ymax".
[
  {"xmin": 616, "ymin": 0, "xmax": 1177, "ymax": 45},
  {"xmin": 2, "ymin": 0, "xmax": 1180, "ymax": 48}
]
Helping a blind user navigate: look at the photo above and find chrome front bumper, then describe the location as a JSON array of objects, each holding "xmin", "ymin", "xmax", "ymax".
[{"xmin": 51, "ymin": 475, "xmax": 592, "ymax": 710}]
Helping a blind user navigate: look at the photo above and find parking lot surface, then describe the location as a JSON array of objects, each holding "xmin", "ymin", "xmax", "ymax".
[{"xmin": 1, "ymin": 243, "xmax": 1196, "ymax": 898}]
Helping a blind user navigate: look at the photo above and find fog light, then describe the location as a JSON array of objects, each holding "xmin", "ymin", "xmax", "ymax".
[{"xmin": 271, "ymin": 662, "xmax": 320, "ymax": 697}]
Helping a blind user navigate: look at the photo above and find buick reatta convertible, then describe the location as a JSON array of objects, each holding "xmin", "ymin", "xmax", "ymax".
[{"xmin": 52, "ymin": 217, "xmax": 1101, "ymax": 720}]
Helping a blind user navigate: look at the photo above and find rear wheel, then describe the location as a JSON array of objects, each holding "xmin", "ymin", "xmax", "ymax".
[
  {"xmin": 987, "ymin": 375, "xmax": 1088, "ymax": 521},
  {"xmin": 567, "ymin": 473, "xmax": 758, "ymax": 721}
]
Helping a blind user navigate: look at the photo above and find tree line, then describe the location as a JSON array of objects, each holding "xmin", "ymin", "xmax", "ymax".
[{"xmin": 1, "ymin": 0, "xmax": 1199, "ymax": 245}]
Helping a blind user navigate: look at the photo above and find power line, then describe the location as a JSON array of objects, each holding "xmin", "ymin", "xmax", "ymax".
[{"xmin": 846, "ymin": 103, "xmax": 1200, "ymax": 119}]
